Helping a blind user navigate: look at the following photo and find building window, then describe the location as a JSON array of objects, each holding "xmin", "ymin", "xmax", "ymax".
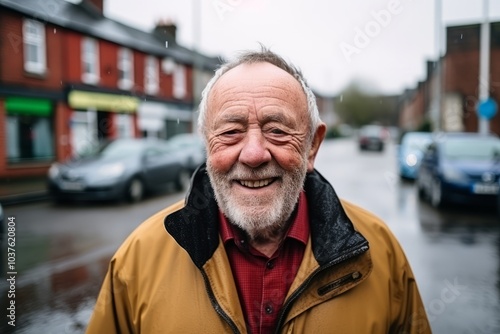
[
  {"xmin": 173, "ymin": 63, "xmax": 186, "ymax": 99},
  {"xmin": 23, "ymin": 19, "xmax": 46, "ymax": 75},
  {"xmin": 82, "ymin": 37, "xmax": 100, "ymax": 84},
  {"xmin": 144, "ymin": 56, "xmax": 159, "ymax": 95},
  {"xmin": 118, "ymin": 48, "xmax": 134, "ymax": 90}
]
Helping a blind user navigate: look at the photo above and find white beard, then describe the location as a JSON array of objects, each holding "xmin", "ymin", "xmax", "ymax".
[{"xmin": 207, "ymin": 158, "xmax": 308, "ymax": 241}]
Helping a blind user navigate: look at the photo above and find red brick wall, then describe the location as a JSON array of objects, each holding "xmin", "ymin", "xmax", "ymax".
[
  {"xmin": 62, "ymin": 31, "xmax": 82, "ymax": 83},
  {"xmin": 99, "ymin": 40, "xmax": 117, "ymax": 89},
  {"xmin": 489, "ymin": 48, "xmax": 500, "ymax": 135},
  {"xmin": 444, "ymin": 47, "xmax": 500, "ymax": 134},
  {"xmin": 0, "ymin": 11, "xmax": 63, "ymax": 89},
  {"xmin": 55, "ymin": 103, "xmax": 72, "ymax": 161},
  {"xmin": 134, "ymin": 52, "xmax": 145, "ymax": 94}
]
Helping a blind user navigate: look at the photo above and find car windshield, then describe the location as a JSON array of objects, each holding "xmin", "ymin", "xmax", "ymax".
[
  {"xmin": 403, "ymin": 134, "xmax": 432, "ymax": 151},
  {"xmin": 79, "ymin": 140, "xmax": 145, "ymax": 158},
  {"xmin": 443, "ymin": 137, "xmax": 500, "ymax": 161},
  {"xmin": 361, "ymin": 126, "xmax": 382, "ymax": 137}
]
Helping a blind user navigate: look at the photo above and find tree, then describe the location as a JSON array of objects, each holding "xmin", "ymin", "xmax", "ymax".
[{"xmin": 334, "ymin": 82, "xmax": 397, "ymax": 127}]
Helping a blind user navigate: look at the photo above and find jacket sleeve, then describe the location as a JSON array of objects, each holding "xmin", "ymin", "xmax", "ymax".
[
  {"xmin": 390, "ymin": 257, "xmax": 432, "ymax": 334},
  {"xmin": 85, "ymin": 259, "xmax": 134, "ymax": 334}
]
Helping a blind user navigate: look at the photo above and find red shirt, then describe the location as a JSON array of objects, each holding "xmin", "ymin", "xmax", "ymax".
[{"xmin": 219, "ymin": 191, "xmax": 309, "ymax": 334}]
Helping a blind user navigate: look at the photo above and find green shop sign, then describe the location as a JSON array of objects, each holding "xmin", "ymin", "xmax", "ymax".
[{"xmin": 6, "ymin": 97, "xmax": 52, "ymax": 117}]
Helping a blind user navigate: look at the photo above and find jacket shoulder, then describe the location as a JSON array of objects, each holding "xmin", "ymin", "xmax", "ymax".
[
  {"xmin": 111, "ymin": 200, "xmax": 186, "ymax": 263},
  {"xmin": 340, "ymin": 199, "xmax": 411, "ymax": 267},
  {"xmin": 340, "ymin": 199, "xmax": 396, "ymax": 241}
]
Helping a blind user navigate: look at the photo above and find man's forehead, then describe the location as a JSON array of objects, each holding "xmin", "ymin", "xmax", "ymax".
[{"xmin": 213, "ymin": 62, "xmax": 300, "ymax": 90}]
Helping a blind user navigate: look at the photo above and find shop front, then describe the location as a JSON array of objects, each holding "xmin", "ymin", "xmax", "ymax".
[
  {"xmin": 3, "ymin": 97, "xmax": 55, "ymax": 166},
  {"xmin": 138, "ymin": 100, "xmax": 194, "ymax": 139},
  {"xmin": 67, "ymin": 90, "xmax": 139, "ymax": 156}
]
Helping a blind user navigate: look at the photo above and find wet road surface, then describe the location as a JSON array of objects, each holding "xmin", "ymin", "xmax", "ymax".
[{"xmin": 1, "ymin": 137, "xmax": 499, "ymax": 333}]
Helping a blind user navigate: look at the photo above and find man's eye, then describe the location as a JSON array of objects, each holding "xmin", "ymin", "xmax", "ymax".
[
  {"xmin": 222, "ymin": 130, "xmax": 239, "ymax": 135},
  {"xmin": 270, "ymin": 128, "xmax": 285, "ymax": 135}
]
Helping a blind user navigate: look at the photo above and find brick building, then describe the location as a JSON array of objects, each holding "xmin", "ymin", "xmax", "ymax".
[
  {"xmin": 0, "ymin": 0, "xmax": 220, "ymax": 179},
  {"xmin": 399, "ymin": 21, "xmax": 500, "ymax": 135}
]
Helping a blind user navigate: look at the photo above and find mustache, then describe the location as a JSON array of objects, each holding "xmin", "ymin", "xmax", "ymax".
[{"xmin": 226, "ymin": 163, "xmax": 284, "ymax": 180}]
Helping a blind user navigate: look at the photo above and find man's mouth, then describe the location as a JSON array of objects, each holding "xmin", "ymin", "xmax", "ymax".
[{"xmin": 238, "ymin": 178, "xmax": 276, "ymax": 188}]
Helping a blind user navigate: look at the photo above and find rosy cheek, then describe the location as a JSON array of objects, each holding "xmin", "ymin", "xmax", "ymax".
[{"xmin": 208, "ymin": 147, "xmax": 239, "ymax": 173}]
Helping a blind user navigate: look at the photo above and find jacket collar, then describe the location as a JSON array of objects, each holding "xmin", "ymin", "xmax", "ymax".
[{"xmin": 164, "ymin": 164, "xmax": 369, "ymax": 269}]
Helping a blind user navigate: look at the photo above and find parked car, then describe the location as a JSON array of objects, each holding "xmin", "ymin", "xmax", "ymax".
[
  {"xmin": 398, "ymin": 132, "xmax": 433, "ymax": 180},
  {"xmin": 417, "ymin": 132, "xmax": 500, "ymax": 208},
  {"xmin": 47, "ymin": 138, "xmax": 192, "ymax": 203},
  {"xmin": 167, "ymin": 133, "xmax": 206, "ymax": 173},
  {"xmin": 358, "ymin": 125, "xmax": 388, "ymax": 152}
]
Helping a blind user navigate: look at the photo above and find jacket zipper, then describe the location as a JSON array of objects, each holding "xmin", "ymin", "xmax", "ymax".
[
  {"xmin": 273, "ymin": 242, "xmax": 369, "ymax": 334},
  {"xmin": 201, "ymin": 269, "xmax": 241, "ymax": 334}
]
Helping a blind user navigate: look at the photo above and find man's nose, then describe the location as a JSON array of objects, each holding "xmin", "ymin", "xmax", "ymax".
[{"xmin": 239, "ymin": 131, "xmax": 272, "ymax": 168}]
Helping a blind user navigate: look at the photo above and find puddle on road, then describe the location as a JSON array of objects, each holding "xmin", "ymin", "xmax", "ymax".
[{"xmin": 1, "ymin": 254, "xmax": 110, "ymax": 334}]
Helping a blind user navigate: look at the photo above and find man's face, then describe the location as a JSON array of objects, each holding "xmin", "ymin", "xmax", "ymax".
[{"xmin": 204, "ymin": 62, "xmax": 320, "ymax": 239}]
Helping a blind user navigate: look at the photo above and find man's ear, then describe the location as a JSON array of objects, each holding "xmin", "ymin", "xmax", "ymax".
[{"xmin": 307, "ymin": 123, "xmax": 327, "ymax": 172}]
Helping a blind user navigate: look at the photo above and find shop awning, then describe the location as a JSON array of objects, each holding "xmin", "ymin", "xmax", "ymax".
[
  {"xmin": 6, "ymin": 97, "xmax": 52, "ymax": 116},
  {"xmin": 68, "ymin": 90, "xmax": 139, "ymax": 112}
]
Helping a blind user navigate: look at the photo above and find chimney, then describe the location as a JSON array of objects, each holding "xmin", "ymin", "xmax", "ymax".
[
  {"xmin": 82, "ymin": 0, "xmax": 104, "ymax": 15},
  {"xmin": 153, "ymin": 19, "xmax": 177, "ymax": 46}
]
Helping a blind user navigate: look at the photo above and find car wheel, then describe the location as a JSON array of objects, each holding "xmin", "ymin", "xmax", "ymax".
[
  {"xmin": 416, "ymin": 175, "xmax": 426, "ymax": 199},
  {"xmin": 430, "ymin": 178, "xmax": 444, "ymax": 208},
  {"xmin": 126, "ymin": 177, "xmax": 144, "ymax": 203},
  {"xmin": 175, "ymin": 169, "xmax": 191, "ymax": 192}
]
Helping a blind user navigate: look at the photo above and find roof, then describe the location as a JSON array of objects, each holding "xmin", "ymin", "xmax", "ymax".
[{"xmin": 0, "ymin": 0, "xmax": 222, "ymax": 70}]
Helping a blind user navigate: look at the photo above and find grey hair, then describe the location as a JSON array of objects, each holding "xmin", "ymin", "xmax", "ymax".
[{"xmin": 197, "ymin": 46, "xmax": 322, "ymax": 143}]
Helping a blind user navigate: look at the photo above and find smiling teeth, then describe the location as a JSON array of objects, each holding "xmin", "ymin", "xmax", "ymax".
[{"xmin": 240, "ymin": 178, "xmax": 273, "ymax": 188}]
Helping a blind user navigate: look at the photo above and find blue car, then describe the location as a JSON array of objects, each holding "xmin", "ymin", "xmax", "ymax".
[
  {"xmin": 417, "ymin": 132, "xmax": 500, "ymax": 208},
  {"xmin": 398, "ymin": 132, "xmax": 433, "ymax": 180}
]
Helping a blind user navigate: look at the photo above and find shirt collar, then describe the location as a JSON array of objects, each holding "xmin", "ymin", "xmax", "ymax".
[{"xmin": 219, "ymin": 191, "xmax": 310, "ymax": 246}]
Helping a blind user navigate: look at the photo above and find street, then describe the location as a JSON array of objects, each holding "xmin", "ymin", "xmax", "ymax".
[{"xmin": 2, "ymin": 137, "xmax": 500, "ymax": 334}]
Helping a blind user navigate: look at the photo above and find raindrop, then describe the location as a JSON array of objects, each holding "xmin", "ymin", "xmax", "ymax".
[
  {"xmin": 177, "ymin": 118, "xmax": 180, "ymax": 124},
  {"xmin": 460, "ymin": 34, "xmax": 463, "ymax": 39},
  {"xmin": 53, "ymin": 28, "xmax": 57, "ymax": 34},
  {"xmin": 340, "ymin": 95, "xmax": 343, "ymax": 102}
]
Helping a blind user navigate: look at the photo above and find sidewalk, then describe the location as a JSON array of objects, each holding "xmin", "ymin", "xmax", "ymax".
[{"xmin": 0, "ymin": 177, "xmax": 49, "ymax": 206}]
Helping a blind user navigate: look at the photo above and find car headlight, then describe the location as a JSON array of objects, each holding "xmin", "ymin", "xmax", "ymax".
[
  {"xmin": 405, "ymin": 153, "xmax": 418, "ymax": 167},
  {"xmin": 97, "ymin": 163, "xmax": 125, "ymax": 179},
  {"xmin": 442, "ymin": 166, "xmax": 468, "ymax": 183},
  {"xmin": 48, "ymin": 164, "xmax": 60, "ymax": 179}
]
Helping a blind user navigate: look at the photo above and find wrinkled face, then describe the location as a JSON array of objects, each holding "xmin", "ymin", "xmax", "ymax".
[{"xmin": 204, "ymin": 62, "xmax": 322, "ymax": 239}]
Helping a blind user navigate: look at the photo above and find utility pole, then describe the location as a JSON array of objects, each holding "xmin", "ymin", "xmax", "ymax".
[
  {"xmin": 478, "ymin": 0, "xmax": 491, "ymax": 134},
  {"xmin": 192, "ymin": 0, "xmax": 202, "ymax": 134}
]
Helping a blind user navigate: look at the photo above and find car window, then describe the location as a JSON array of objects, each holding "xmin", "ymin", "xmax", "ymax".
[
  {"xmin": 101, "ymin": 140, "xmax": 144, "ymax": 158},
  {"xmin": 403, "ymin": 134, "xmax": 432, "ymax": 151},
  {"xmin": 443, "ymin": 138, "xmax": 500, "ymax": 161}
]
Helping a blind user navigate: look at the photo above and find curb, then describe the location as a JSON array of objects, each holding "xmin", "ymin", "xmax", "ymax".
[{"xmin": 0, "ymin": 191, "xmax": 50, "ymax": 206}]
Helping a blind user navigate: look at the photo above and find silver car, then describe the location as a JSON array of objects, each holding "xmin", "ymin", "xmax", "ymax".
[{"xmin": 47, "ymin": 138, "xmax": 192, "ymax": 203}]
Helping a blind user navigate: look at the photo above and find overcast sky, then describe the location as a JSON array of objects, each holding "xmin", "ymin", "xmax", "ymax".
[{"xmin": 104, "ymin": 0, "xmax": 500, "ymax": 96}]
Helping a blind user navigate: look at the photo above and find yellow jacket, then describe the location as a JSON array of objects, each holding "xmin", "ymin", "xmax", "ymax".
[{"xmin": 86, "ymin": 167, "xmax": 431, "ymax": 334}]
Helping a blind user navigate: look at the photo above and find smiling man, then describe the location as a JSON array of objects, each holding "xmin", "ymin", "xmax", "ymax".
[{"xmin": 86, "ymin": 48, "xmax": 431, "ymax": 334}]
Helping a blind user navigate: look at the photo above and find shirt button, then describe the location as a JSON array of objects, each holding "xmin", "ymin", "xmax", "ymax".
[
  {"xmin": 266, "ymin": 261, "xmax": 275, "ymax": 269},
  {"xmin": 265, "ymin": 305, "xmax": 274, "ymax": 314}
]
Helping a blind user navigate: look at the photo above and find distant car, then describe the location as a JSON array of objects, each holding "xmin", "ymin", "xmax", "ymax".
[
  {"xmin": 358, "ymin": 125, "xmax": 387, "ymax": 152},
  {"xmin": 167, "ymin": 133, "xmax": 206, "ymax": 173},
  {"xmin": 47, "ymin": 138, "xmax": 192, "ymax": 203},
  {"xmin": 398, "ymin": 132, "xmax": 433, "ymax": 180},
  {"xmin": 417, "ymin": 132, "xmax": 500, "ymax": 208}
]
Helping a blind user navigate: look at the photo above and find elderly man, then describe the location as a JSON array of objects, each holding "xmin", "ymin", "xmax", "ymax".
[{"xmin": 86, "ymin": 48, "xmax": 431, "ymax": 334}]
